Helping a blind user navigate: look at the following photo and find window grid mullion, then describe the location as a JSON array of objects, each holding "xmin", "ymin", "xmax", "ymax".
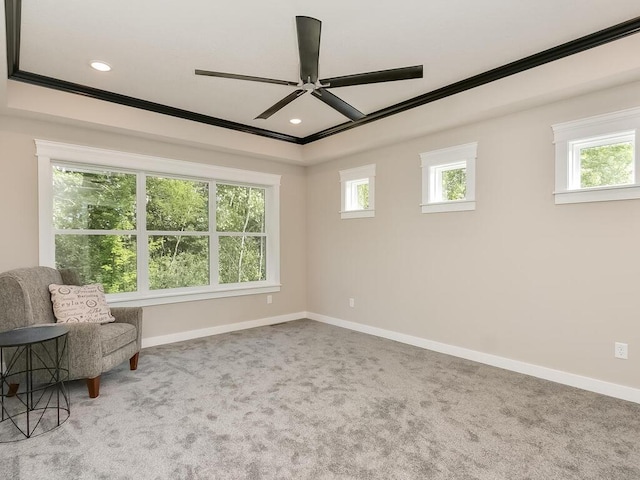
[
  {"xmin": 633, "ymin": 138, "xmax": 638, "ymax": 184},
  {"xmin": 210, "ymin": 181, "xmax": 219, "ymax": 287},
  {"xmin": 216, "ymin": 232, "xmax": 267, "ymax": 237},
  {"xmin": 53, "ymin": 229, "xmax": 137, "ymax": 235},
  {"xmin": 146, "ymin": 230, "xmax": 210, "ymax": 236},
  {"xmin": 137, "ymin": 172, "xmax": 149, "ymax": 294}
]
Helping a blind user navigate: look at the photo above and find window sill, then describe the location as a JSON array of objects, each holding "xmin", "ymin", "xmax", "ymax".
[
  {"xmin": 421, "ymin": 200, "xmax": 476, "ymax": 214},
  {"xmin": 554, "ymin": 184, "xmax": 640, "ymax": 204},
  {"xmin": 107, "ymin": 283, "xmax": 281, "ymax": 307},
  {"xmin": 340, "ymin": 209, "xmax": 375, "ymax": 219}
]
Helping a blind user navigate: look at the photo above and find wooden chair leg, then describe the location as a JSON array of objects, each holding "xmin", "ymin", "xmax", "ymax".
[
  {"xmin": 7, "ymin": 383, "xmax": 19, "ymax": 397},
  {"xmin": 129, "ymin": 352, "xmax": 139, "ymax": 371},
  {"xmin": 86, "ymin": 376, "xmax": 100, "ymax": 398}
]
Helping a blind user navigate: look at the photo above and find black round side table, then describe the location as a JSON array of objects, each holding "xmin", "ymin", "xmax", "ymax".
[{"xmin": 0, "ymin": 324, "xmax": 70, "ymax": 442}]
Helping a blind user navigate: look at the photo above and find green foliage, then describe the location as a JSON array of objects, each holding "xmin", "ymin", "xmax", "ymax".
[
  {"xmin": 146, "ymin": 176, "xmax": 208, "ymax": 231},
  {"xmin": 53, "ymin": 168, "xmax": 137, "ymax": 293},
  {"xmin": 217, "ymin": 185, "xmax": 266, "ymax": 283},
  {"xmin": 55, "ymin": 235, "xmax": 137, "ymax": 293},
  {"xmin": 53, "ymin": 168, "xmax": 267, "ymax": 292},
  {"xmin": 580, "ymin": 143, "xmax": 633, "ymax": 188},
  {"xmin": 146, "ymin": 177, "xmax": 210, "ymax": 289},
  {"xmin": 217, "ymin": 184, "xmax": 265, "ymax": 233},
  {"xmin": 219, "ymin": 236, "xmax": 266, "ymax": 284},
  {"xmin": 442, "ymin": 168, "xmax": 466, "ymax": 201},
  {"xmin": 148, "ymin": 236, "xmax": 209, "ymax": 289},
  {"xmin": 53, "ymin": 167, "xmax": 136, "ymax": 230},
  {"xmin": 357, "ymin": 183, "xmax": 369, "ymax": 209}
]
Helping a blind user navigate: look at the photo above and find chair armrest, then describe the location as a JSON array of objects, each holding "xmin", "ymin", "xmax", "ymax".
[
  {"xmin": 63, "ymin": 323, "xmax": 103, "ymax": 380},
  {"xmin": 111, "ymin": 307, "xmax": 143, "ymax": 351}
]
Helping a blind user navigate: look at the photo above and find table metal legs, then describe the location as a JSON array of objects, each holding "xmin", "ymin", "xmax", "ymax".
[{"xmin": 0, "ymin": 335, "xmax": 70, "ymax": 442}]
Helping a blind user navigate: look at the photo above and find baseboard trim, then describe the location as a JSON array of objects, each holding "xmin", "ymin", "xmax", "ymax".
[
  {"xmin": 308, "ymin": 312, "xmax": 640, "ymax": 405},
  {"xmin": 141, "ymin": 312, "xmax": 306, "ymax": 349}
]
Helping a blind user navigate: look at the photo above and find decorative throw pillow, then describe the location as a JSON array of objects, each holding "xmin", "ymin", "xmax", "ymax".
[{"xmin": 49, "ymin": 284, "xmax": 115, "ymax": 324}]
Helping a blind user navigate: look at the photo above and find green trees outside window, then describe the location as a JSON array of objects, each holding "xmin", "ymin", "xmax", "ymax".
[
  {"xmin": 146, "ymin": 176, "xmax": 209, "ymax": 290},
  {"xmin": 53, "ymin": 166, "xmax": 268, "ymax": 294},
  {"xmin": 53, "ymin": 167, "xmax": 137, "ymax": 292},
  {"xmin": 580, "ymin": 142, "xmax": 633, "ymax": 188},
  {"xmin": 442, "ymin": 168, "xmax": 466, "ymax": 201},
  {"xmin": 344, "ymin": 179, "xmax": 369, "ymax": 211},
  {"xmin": 356, "ymin": 183, "xmax": 369, "ymax": 209},
  {"xmin": 216, "ymin": 184, "xmax": 266, "ymax": 283}
]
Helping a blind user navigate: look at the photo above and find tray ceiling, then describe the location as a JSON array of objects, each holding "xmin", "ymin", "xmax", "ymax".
[{"xmin": 6, "ymin": 1, "xmax": 640, "ymax": 144}]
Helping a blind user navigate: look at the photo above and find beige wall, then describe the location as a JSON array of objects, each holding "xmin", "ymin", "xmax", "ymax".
[
  {"xmin": 0, "ymin": 116, "xmax": 307, "ymax": 340},
  {"xmin": 2, "ymin": 79, "xmax": 640, "ymax": 391},
  {"xmin": 307, "ymin": 80, "xmax": 640, "ymax": 389}
]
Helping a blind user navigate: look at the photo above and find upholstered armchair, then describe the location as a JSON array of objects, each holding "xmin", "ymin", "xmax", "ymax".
[{"xmin": 0, "ymin": 266, "xmax": 142, "ymax": 398}]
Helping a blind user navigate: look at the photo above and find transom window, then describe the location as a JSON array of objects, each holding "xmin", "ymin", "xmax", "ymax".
[
  {"xmin": 552, "ymin": 107, "xmax": 640, "ymax": 204},
  {"xmin": 37, "ymin": 140, "xmax": 280, "ymax": 306},
  {"xmin": 345, "ymin": 178, "xmax": 370, "ymax": 211},
  {"xmin": 420, "ymin": 143, "xmax": 477, "ymax": 213},
  {"xmin": 569, "ymin": 132, "xmax": 634, "ymax": 190},
  {"xmin": 339, "ymin": 164, "xmax": 375, "ymax": 219},
  {"xmin": 431, "ymin": 161, "xmax": 467, "ymax": 202}
]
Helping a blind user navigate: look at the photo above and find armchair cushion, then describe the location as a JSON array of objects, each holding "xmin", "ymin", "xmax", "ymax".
[
  {"xmin": 49, "ymin": 283, "xmax": 115, "ymax": 324},
  {"xmin": 101, "ymin": 323, "xmax": 137, "ymax": 356}
]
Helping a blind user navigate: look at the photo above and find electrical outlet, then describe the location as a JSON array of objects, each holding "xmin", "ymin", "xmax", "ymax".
[
  {"xmin": 349, "ymin": 298, "xmax": 355, "ymax": 308},
  {"xmin": 266, "ymin": 295, "xmax": 273, "ymax": 304},
  {"xmin": 614, "ymin": 342, "xmax": 628, "ymax": 359}
]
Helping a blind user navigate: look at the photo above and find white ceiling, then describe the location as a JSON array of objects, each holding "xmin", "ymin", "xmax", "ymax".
[{"xmin": 13, "ymin": 0, "xmax": 640, "ymax": 142}]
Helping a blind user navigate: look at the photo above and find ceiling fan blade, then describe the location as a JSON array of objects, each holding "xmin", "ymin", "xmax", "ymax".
[
  {"xmin": 311, "ymin": 88, "xmax": 365, "ymax": 121},
  {"xmin": 255, "ymin": 90, "xmax": 305, "ymax": 120},
  {"xmin": 296, "ymin": 16, "xmax": 321, "ymax": 83},
  {"xmin": 195, "ymin": 69, "xmax": 298, "ymax": 87},
  {"xmin": 320, "ymin": 65, "xmax": 423, "ymax": 88}
]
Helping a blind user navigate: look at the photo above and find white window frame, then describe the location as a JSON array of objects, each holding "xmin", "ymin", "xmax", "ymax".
[
  {"xmin": 339, "ymin": 164, "xmax": 375, "ymax": 219},
  {"xmin": 36, "ymin": 140, "xmax": 281, "ymax": 307},
  {"xmin": 552, "ymin": 107, "xmax": 640, "ymax": 205},
  {"xmin": 420, "ymin": 142, "xmax": 477, "ymax": 214}
]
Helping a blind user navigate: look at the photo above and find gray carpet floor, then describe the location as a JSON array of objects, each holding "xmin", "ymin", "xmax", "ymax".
[{"xmin": 1, "ymin": 319, "xmax": 639, "ymax": 479}]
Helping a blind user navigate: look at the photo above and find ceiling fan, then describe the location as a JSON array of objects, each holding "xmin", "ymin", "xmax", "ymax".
[{"xmin": 195, "ymin": 16, "xmax": 423, "ymax": 122}]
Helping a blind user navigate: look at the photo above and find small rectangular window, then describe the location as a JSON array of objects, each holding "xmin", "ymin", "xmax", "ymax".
[
  {"xmin": 569, "ymin": 133, "xmax": 634, "ymax": 190},
  {"xmin": 345, "ymin": 179, "xmax": 370, "ymax": 211},
  {"xmin": 431, "ymin": 161, "xmax": 467, "ymax": 202},
  {"xmin": 420, "ymin": 143, "xmax": 477, "ymax": 213},
  {"xmin": 552, "ymin": 107, "xmax": 640, "ymax": 204},
  {"xmin": 339, "ymin": 164, "xmax": 375, "ymax": 219}
]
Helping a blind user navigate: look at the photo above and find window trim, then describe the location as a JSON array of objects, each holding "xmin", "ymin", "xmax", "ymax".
[
  {"xmin": 420, "ymin": 142, "xmax": 477, "ymax": 214},
  {"xmin": 36, "ymin": 140, "xmax": 281, "ymax": 307},
  {"xmin": 552, "ymin": 107, "xmax": 640, "ymax": 205},
  {"xmin": 339, "ymin": 164, "xmax": 376, "ymax": 219}
]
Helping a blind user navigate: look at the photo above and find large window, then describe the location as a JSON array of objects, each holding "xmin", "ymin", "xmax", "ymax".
[
  {"xmin": 552, "ymin": 107, "xmax": 640, "ymax": 204},
  {"xmin": 420, "ymin": 143, "xmax": 477, "ymax": 213},
  {"xmin": 37, "ymin": 141, "xmax": 280, "ymax": 306}
]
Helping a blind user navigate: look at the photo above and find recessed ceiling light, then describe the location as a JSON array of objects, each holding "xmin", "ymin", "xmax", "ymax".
[
  {"xmin": 90, "ymin": 61, "xmax": 111, "ymax": 72},
  {"xmin": 289, "ymin": 118, "xmax": 302, "ymax": 125}
]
